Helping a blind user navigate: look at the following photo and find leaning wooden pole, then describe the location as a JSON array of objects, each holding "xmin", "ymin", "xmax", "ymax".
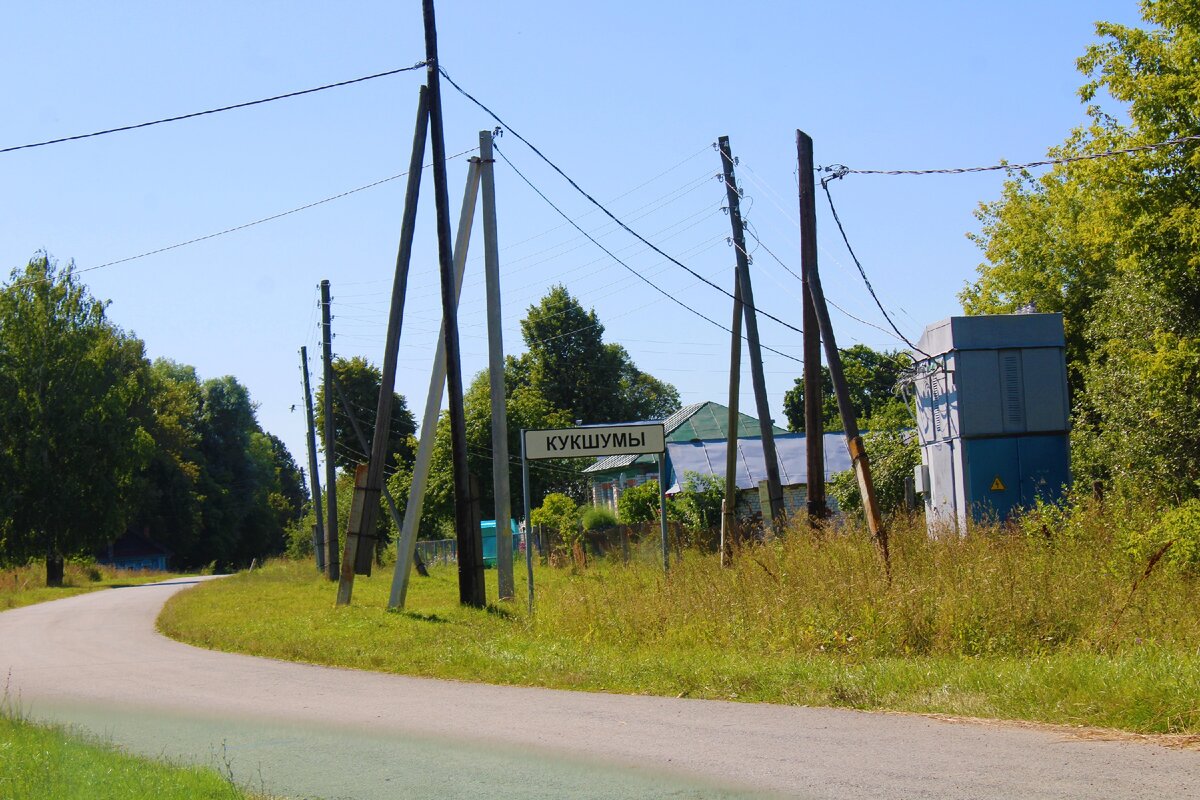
[
  {"xmin": 336, "ymin": 87, "xmax": 429, "ymax": 606},
  {"xmin": 388, "ymin": 159, "xmax": 482, "ymax": 610},
  {"xmin": 719, "ymin": 136, "xmax": 786, "ymax": 529},
  {"xmin": 796, "ymin": 130, "xmax": 888, "ymax": 568}
]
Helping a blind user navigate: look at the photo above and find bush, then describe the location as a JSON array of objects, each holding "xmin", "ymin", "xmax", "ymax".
[
  {"xmin": 617, "ymin": 480, "xmax": 660, "ymax": 524},
  {"xmin": 580, "ymin": 505, "xmax": 618, "ymax": 531},
  {"xmin": 531, "ymin": 493, "xmax": 580, "ymax": 539},
  {"xmin": 1126, "ymin": 498, "xmax": 1200, "ymax": 575},
  {"xmin": 673, "ymin": 471, "xmax": 724, "ymax": 530},
  {"xmin": 829, "ymin": 429, "xmax": 920, "ymax": 514}
]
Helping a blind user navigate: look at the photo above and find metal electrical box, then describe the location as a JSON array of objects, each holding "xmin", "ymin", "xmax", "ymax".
[{"xmin": 910, "ymin": 313, "xmax": 1070, "ymax": 534}]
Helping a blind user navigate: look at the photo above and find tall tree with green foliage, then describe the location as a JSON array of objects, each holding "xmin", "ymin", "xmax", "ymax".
[
  {"xmin": 782, "ymin": 344, "xmax": 911, "ymax": 433},
  {"xmin": 0, "ymin": 254, "xmax": 153, "ymax": 585},
  {"xmin": 316, "ymin": 355, "xmax": 416, "ymax": 471},
  {"xmin": 964, "ymin": 0, "xmax": 1200, "ymax": 501},
  {"xmin": 510, "ymin": 285, "xmax": 680, "ymax": 424}
]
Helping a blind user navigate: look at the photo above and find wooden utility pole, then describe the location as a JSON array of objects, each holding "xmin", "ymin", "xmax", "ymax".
[
  {"xmin": 320, "ymin": 278, "xmax": 339, "ymax": 580},
  {"xmin": 388, "ymin": 159, "xmax": 483, "ymax": 610},
  {"xmin": 423, "ymin": 0, "xmax": 485, "ymax": 608},
  {"xmin": 718, "ymin": 136, "xmax": 786, "ymax": 529},
  {"xmin": 480, "ymin": 129, "xmax": 514, "ymax": 600},
  {"xmin": 336, "ymin": 87, "xmax": 430, "ymax": 605},
  {"xmin": 796, "ymin": 131, "xmax": 827, "ymax": 521},
  {"xmin": 720, "ymin": 240, "xmax": 744, "ymax": 564},
  {"xmin": 330, "ymin": 375, "xmax": 426, "ymax": 577},
  {"xmin": 299, "ymin": 346, "xmax": 326, "ymax": 571},
  {"xmin": 796, "ymin": 129, "xmax": 889, "ymax": 567}
]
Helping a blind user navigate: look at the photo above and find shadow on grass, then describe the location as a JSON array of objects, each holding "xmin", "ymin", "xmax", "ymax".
[{"xmin": 390, "ymin": 610, "xmax": 451, "ymax": 624}]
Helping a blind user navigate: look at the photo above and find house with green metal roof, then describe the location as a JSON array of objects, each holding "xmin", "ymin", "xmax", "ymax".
[{"xmin": 583, "ymin": 401, "xmax": 786, "ymax": 510}]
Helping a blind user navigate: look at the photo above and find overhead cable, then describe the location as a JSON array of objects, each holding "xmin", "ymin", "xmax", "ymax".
[
  {"xmin": 438, "ymin": 67, "xmax": 805, "ymax": 338},
  {"xmin": 1, "ymin": 63, "xmax": 427, "ymax": 154},
  {"xmin": 818, "ymin": 177, "xmax": 927, "ymax": 356},
  {"xmin": 492, "ymin": 143, "xmax": 804, "ymax": 366},
  {"xmin": 4, "ymin": 146, "xmax": 477, "ymax": 291},
  {"xmin": 822, "ymin": 133, "xmax": 1200, "ymax": 178}
]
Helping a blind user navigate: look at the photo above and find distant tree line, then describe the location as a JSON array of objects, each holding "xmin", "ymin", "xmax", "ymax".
[{"xmin": 0, "ymin": 254, "xmax": 304, "ymax": 584}]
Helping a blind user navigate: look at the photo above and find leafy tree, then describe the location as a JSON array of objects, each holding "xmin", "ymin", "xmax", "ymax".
[
  {"xmin": 127, "ymin": 359, "xmax": 205, "ymax": 563},
  {"xmin": 510, "ymin": 285, "xmax": 680, "ymax": 424},
  {"xmin": 316, "ymin": 356, "xmax": 416, "ymax": 472},
  {"xmin": 783, "ymin": 345, "xmax": 911, "ymax": 433},
  {"xmin": 0, "ymin": 254, "xmax": 153, "ymax": 584},
  {"xmin": 963, "ymin": 1, "xmax": 1200, "ymax": 501}
]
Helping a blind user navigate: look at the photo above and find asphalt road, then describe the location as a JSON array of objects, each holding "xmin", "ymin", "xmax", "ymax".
[{"xmin": 2, "ymin": 577, "xmax": 1197, "ymax": 799}]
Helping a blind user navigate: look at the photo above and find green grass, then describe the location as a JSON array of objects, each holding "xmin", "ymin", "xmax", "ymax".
[
  {"xmin": 1, "ymin": 561, "xmax": 179, "ymax": 611},
  {"xmin": 160, "ymin": 502, "xmax": 1200, "ymax": 737},
  {"xmin": 0, "ymin": 709, "xmax": 271, "ymax": 799}
]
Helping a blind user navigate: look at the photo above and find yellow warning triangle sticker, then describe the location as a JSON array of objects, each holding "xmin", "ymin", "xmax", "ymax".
[{"xmin": 990, "ymin": 476, "xmax": 1006, "ymax": 491}]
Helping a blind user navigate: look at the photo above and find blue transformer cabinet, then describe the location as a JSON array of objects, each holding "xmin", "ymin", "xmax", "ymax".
[{"xmin": 910, "ymin": 313, "xmax": 1070, "ymax": 534}]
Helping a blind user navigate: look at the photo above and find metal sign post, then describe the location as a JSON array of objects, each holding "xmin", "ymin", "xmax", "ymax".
[
  {"xmin": 521, "ymin": 422, "xmax": 670, "ymax": 608},
  {"xmin": 521, "ymin": 430, "xmax": 534, "ymax": 614}
]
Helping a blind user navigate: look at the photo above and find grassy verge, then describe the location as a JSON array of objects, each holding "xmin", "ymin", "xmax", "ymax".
[
  {"xmin": 0, "ymin": 708, "xmax": 271, "ymax": 799},
  {"xmin": 160, "ymin": 505, "xmax": 1200, "ymax": 737},
  {"xmin": 2, "ymin": 561, "xmax": 180, "ymax": 611}
]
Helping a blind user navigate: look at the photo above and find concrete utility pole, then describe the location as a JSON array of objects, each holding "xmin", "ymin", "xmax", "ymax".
[
  {"xmin": 480, "ymin": 129, "xmax": 514, "ymax": 600},
  {"xmin": 718, "ymin": 136, "xmax": 786, "ymax": 529},
  {"xmin": 320, "ymin": 279, "xmax": 339, "ymax": 580},
  {"xmin": 336, "ymin": 87, "xmax": 430, "ymax": 605},
  {"xmin": 796, "ymin": 131, "xmax": 827, "ymax": 521},
  {"xmin": 388, "ymin": 159, "xmax": 483, "ymax": 610},
  {"xmin": 796, "ymin": 129, "xmax": 889, "ymax": 568},
  {"xmin": 423, "ymin": 0, "xmax": 485, "ymax": 608},
  {"xmin": 299, "ymin": 346, "xmax": 326, "ymax": 571}
]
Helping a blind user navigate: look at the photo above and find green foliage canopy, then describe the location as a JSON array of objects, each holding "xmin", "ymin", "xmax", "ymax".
[
  {"xmin": 963, "ymin": 0, "xmax": 1200, "ymax": 502},
  {"xmin": 782, "ymin": 344, "xmax": 911, "ymax": 433}
]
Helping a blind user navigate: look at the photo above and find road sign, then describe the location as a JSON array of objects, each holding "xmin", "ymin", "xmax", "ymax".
[{"xmin": 523, "ymin": 423, "xmax": 665, "ymax": 461}]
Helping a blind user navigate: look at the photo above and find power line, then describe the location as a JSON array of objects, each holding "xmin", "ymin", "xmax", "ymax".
[
  {"xmin": 741, "ymin": 220, "xmax": 909, "ymax": 345},
  {"xmin": 438, "ymin": 67, "xmax": 806, "ymax": 339},
  {"xmin": 492, "ymin": 142, "xmax": 803, "ymax": 366},
  {"xmin": 822, "ymin": 133, "xmax": 1200, "ymax": 177},
  {"xmin": 818, "ymin": 177, "xmax": 927, "ymax": 356},
  {"xmin": 2, "ymin": 63, "xmax": 427, "ymax": 154},
  {"xmin": 5, "ymin": 147, "xmax": 478, "ymax": 292}
]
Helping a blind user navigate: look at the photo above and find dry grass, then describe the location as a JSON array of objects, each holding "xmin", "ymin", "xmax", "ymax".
[
  {"xmin": 1, "ymin": 561, "xmax": 175, "ymax": 610},
  {"xmin": 161, "ymin": 497, "xmax": 1200, "ymax": 735}
]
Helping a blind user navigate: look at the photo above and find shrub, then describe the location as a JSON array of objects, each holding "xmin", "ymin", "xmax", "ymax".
[
  {"xmin": 1127, "ymin": 498, "xmax": 1200, "ymax": 575},
  {"xmin": 673, "ymin": 471, "xmax": 724, "ymax": 530},
  {"xmin": 829, "ymin": 428, "xmax": 920, "ymax": 514},
  {"xmin": 618, "ymin": 480, "xmax": 661, "ymax": 524},
  {"xmin": 580, "ymin": 505, "xmax": 618, "ymax": 531}
]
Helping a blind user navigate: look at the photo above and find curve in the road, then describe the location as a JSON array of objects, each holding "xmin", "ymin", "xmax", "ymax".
[{"xmin": 1, "ymin": 577, "xmax": 1197, "ymax": 799}]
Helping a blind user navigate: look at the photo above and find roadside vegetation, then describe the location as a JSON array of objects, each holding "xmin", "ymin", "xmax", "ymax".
[
  {"xmin": 161, "ymin": 493, "xmax": 1200, "ymax": 737},
  {"xmin": 0, "ymin": 704, "xmax": 271, "ymax": 799},
  {"xmin": 1, "ymin": 561, "xmax": 175, "ymax": 611}
]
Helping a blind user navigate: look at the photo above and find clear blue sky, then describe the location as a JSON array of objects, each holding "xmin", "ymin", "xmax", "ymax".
[{"xmin": 2, "ymin": 1, "xmax": 1142, "ymax": 477}]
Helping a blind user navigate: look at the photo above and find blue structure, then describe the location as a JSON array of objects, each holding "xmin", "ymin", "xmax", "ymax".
[
  {"xmin": 910, "ymin": 313, "xmax": 1071, "ymax": 533},
  {"xmin": 481, "ymin": 518, "xmax": 521, "ymax": 568}
]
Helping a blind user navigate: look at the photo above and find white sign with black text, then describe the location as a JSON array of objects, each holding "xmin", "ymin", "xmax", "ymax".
[{"xmin": 522, "ymin": 423, "xmax": 665, "ymax": 461}]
